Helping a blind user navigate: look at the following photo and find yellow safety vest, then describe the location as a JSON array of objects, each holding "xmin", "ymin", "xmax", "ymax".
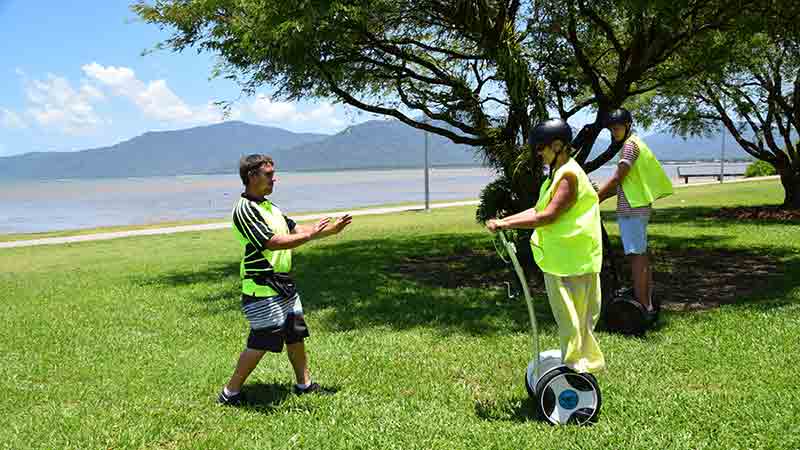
[
  {"xmin": 233, "ymin": 199, "xmax": 292, "ymax": 297},
  {"xmin": 620, "ymin": 135, "xmax": 674, "ymax": 208},
  {"xmin": 531, "ymin": 158, "xmax": 603, "ymax": 276}
]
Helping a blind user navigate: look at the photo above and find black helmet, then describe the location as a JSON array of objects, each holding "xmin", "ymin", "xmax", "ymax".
[
  {"xmin": 604, "ymin": 108, "xmax": 633, "ymax": 127},
  {"xmin": 528, "ymin": 118, "xmax": 573, "ymax": 148}
]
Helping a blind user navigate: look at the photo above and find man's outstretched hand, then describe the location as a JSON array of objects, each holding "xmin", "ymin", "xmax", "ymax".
[
  {"xmin": 331, "ymin": 214, "xmax": 352, "ymax": 234},
  {"xmin": 309, "ymin": 217, "xmax": 331, "ymax": 239}
]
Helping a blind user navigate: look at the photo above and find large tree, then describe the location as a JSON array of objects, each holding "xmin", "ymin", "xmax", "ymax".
[
  {"xmin": 529, "ymin": 0, "xmax": 760, "ymax": 172},
  {"xmin": 133, "ymin": 0, "xmax": 762, "ymax": 272},
  {"xmin": 133, "ymin": 0, "xmax": 756, "ymax": 179},
  {"xmin": 134, "ymin": 0, "xmax": 545, "ymax": 195},
  {"xmin": 653, "ymin": 4, "xmax": 800, "ymax": 208},
  {"xmin": 134, "ymin": 0, "xmax": 550, "ymax": 268}
]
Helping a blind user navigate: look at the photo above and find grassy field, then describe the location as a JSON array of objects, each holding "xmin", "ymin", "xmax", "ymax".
[{"xmin": 1, "ymin": 179, "xmax": 798, "ymax": 449}]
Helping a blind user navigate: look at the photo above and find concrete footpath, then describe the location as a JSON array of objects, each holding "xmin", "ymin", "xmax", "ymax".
[
  {"xmin": 0, "ymin": 201, "xmax": 478, "ymax": 249},
  {"xmin": 1, "ymin": 175, "xmax": 779, "ymax": 249}
]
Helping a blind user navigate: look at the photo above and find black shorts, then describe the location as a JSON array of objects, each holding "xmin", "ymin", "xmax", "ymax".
[{"xmin": 246, "ymin": 314, "xmax": 309, "ymax": 352}]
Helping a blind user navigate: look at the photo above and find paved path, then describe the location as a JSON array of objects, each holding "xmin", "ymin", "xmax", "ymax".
[
  {"xmin": 0, "ymin": 201, "xmax": 478, "ymax": 249},
  {"xmin": 1, "ymin": 175, "xmax": 779, "ymax": 249}
]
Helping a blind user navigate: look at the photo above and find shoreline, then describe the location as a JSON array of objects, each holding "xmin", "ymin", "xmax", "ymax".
[
  {"xmin": 0, "ymin": 160, "xmax": 754, "ymax": 183},
  {"xmin": 0, "ymin": 176, "xmax": 780, "ymax": 249}
]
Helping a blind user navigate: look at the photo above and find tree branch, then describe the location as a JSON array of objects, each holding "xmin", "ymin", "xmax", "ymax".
[
  {"xmin": 395, "ymin": 80, "xmax": 483, "ymax": 135},
  {"xmin": 390, "ymin": 38, "xmax": 486, "ymax": 61},
  {"xmin": 564, "ymin": 97, "xmax": 596, "ymax": 119},
  {"xmin": 577, "ymin": 0, "xmax": 624, "ymax": 56},
  {"xmin": 566, "ymin": 6, "xmax": 607, "ymax": 103},
  {"xmin": 702, "ymin": 82, "xmax": 774, "ymax": 161},
  {"xmin": 583, "ymin": 138, "xmax": 625, "ymax": 173},
  {"xmin": 318, "ymin": 68, "xmax": 488, "ymax": 146}
]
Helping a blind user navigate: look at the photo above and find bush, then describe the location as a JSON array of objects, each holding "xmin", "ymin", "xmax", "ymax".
[
  {"xmin": 475, "ymin": 175, "xmax": 515, "ymax": 224},
  {"xmin": 744, "ymin": 160, "xmax": 777, "ymax": 177}
]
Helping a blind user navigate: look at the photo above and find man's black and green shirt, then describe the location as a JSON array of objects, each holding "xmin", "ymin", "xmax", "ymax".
[{"xmin": 232, "ymin": 194, "xmax": 297, "ymax": 298}]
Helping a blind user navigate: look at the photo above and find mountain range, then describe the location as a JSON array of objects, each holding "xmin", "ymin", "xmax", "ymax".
[{"xmin": 0, "ymin": 119, "xmax": 753, "ymax": 180}]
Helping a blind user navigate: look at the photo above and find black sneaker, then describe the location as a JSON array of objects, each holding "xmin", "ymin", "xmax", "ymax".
[
  {"xmin": 293, "ymin": 382, "xmax": 330, "ymax": 396},
  {"xmin": 217, "ymin": 389, "xmax": 245, "ymax": 406}
]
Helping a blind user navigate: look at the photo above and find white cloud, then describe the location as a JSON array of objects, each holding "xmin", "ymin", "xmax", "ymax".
[
  {"xmin": 81, "ymin": 62, "xmax": 228, "ymax": 124},
  {"xmin": 190, "ymin": 101, "xmax": 241, "ymax": 124},
  {"xmin": 80, "ymin": 83, "xmax": 105, "ymax": 101},
  {"xmin": 250, "ymin": 95, "xmax": 345, "ymax": 129},
  {"xmin": 24, "ymin": 74, "xmax": 106, "ymax": 135},
  {"xmin": 1, "ymin": 108, "xmax": 28, "ymax": 129}
]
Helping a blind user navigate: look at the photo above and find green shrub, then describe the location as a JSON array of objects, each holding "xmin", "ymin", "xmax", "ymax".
[
  {"xmin": 744, "ymin": 159, "xmax": 777, "ymax": 177},
  {"xmin": 475, "ymin": 175, "xmax": 515, "ymax": 223}
]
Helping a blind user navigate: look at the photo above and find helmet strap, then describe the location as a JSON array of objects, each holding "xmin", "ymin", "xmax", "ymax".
[
  {"xmin": 623, "ymin": 123, "xmax": 632, "ymax": 142},
  {"xmin": 546, "ymin": 145, "xmax": 569, "ymax": 180}
]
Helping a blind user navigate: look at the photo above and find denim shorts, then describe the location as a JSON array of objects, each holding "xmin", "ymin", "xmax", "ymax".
[{"xmin": 618, "ymin": 215, "xmax": 650, "ymax": 255}]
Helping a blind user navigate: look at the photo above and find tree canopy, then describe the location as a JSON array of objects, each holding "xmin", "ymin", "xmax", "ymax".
[{"xmin": 135, "ymin": 0, "xmax": 788, "ymax": 210}]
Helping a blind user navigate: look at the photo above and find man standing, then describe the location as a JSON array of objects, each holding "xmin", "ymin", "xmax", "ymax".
[
  {"xmin": 218, "ymin": 154, "xmax": 352, "ymax": 405},
  {"xmin": 597, "ymin": 109, "xmax": 673, "ymax": 312}
]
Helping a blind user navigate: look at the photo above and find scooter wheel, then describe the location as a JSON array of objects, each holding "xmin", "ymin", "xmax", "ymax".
[
  {"xmin": 606, "ymin": 296, "xmax": 649, "ymax": 335},
  {"xmin": 535, "ymin": 367, "xmax": 601, "ymax": 426}
]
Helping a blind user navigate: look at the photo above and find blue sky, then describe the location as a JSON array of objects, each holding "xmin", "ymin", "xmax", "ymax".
[
  {"xmin": 0, "ymin": 1, "xmax": 606, "ymax": 158},
  {"xmin": 0, "ymin": 1, "xmax": 376, "ymax": 157}
]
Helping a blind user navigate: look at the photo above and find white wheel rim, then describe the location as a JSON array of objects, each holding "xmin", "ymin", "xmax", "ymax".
[{"xmin": 540, "ymin": 373, "xmax": 599, "ymax": 425}]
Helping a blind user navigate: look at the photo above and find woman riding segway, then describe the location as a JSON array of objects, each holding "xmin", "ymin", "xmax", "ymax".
[{"xmin": 487, "ymin": 118, "xmax": 605, "ymax": 424}]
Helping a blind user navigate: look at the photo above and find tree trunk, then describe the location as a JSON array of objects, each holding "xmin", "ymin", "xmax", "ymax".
[
  {"xmin": 509, "ymin": 166, "xmax": 543, "ymax": 281},
  {"xmin": 779, "ymin": 165, "xmax": 800, "ymax": 209}
]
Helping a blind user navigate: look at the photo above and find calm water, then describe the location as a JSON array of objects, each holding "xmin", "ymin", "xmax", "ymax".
[{"xmin": 0, "ymin": 163, "xmax": 748, "ymax": 234}]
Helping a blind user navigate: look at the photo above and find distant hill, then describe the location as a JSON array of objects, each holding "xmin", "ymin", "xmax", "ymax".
[
  {"xmin": 0, "ymin": 121, "xmax": 327, "ymax": 180},
  {"xmin": 270, "ymin": 119, "xmax": 481, "ymax": 171},
  {"xmin": 0, "ymin": 119, "xmax": 757, "ymax": 180},
  {"xmin": 592, "ymin": 132, "xmax": 752, "ymax": 162}
]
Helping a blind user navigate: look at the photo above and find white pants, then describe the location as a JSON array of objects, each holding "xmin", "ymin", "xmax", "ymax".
[{"xmin": 543, "ymin": 272, "xmax": 606, "ymax": 373}]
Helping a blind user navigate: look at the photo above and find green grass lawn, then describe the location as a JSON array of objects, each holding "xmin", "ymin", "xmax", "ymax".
[{"xmin": 1, "ymin": 179, "xmax": 798, "ymax": 449}]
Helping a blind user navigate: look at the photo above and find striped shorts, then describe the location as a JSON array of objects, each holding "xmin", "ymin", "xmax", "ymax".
[{"xmin": 241, "ymin": 293, "xmax": 309, "ymax": 352}]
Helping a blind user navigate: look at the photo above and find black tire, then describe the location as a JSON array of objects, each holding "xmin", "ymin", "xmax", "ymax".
[
  {"xmin": 645, "ymin": 307, "xmax": 659, "ymax": 327},
  {"xmin": 535, "ymin": 366, "xmax": 602, "ymax": 426},
  {"xmin": 605, "ymin": 296, "xmax": 649, "ymax": 335}
]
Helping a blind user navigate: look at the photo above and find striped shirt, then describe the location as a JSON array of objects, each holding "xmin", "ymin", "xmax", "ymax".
[
  {"xmin": 232, "ymin": 195, "xmax": 296, "ymax": 253},
  {"xmin": 232, "ymin": 195, "xmax": 297, "ymax": 296},
  {"xmin": 617, "ymin": 140, "xmax": 652, "ymax": 217}
]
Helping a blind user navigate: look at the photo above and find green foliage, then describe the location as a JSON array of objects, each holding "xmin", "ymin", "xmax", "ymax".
[
  {"xmin": 475, "ymin": 174, "xmax": 515, "ymax": 224},
  {"xmin": 745, "ymin": 159, "xmax": 777, "ymax": 177},
  {"xmin": 648, "ymin": 5, "xmax": 800, "ymax": 207}
]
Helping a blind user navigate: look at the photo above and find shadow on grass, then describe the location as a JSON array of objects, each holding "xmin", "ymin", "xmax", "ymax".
[
  {"xmin": 135, "ymin": 233, "xmax": 557, "ymax": 336},
  {"xmin": 474, "ymin": 396, "xmax": 540, "ymax": 423},
  {"xmin": 238, "ymin": 382, "xmax": 341, "ymax": 415},
  {"xmin": 291, "ymin": 234, "xmax": 561, "ymax": 336},
  {"xmin": 603, "ymin": 204, "xmax": 798, "ymax": 228},
  {"xmin": 239, "ymin": 382, "xmax": 293, "ymax": 414},
  {"xmin": 644, "ymin": 233, "xmax": 792, "ymax": 311},
  {"xmin": 138, "ymin": 228, "xmax": 798, "ymax": 336}
]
